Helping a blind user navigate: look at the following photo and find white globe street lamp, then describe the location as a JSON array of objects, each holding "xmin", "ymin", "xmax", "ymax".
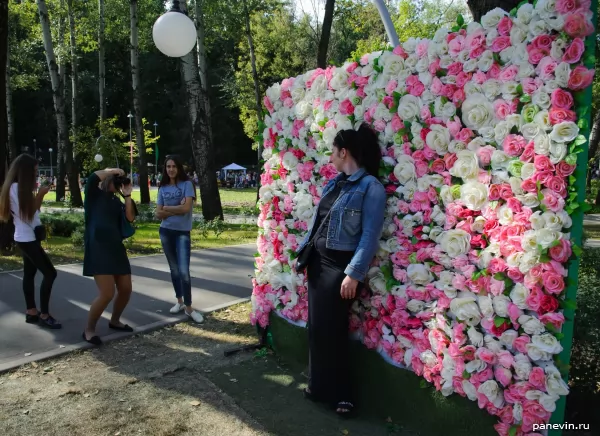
[{"xmin": 152, "ymin": 0, "xmax": 197, "ymax": 58}]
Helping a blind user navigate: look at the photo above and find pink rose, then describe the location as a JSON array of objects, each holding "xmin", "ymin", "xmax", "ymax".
[
  {"xmin": 545, "ymin": 175, "xmax": 567, "ymax": 197},
  {"xmin": 497, "ymin": 350, "xmax": 515, "ymax": 368},
  {"xmin": 539, "ymin": 312, "xmax": 565, "ymax": 329},
  {"xmin": 526, "ymin": 286, "xmax": 544, "ymax": 312},
  {"xmin": 430, "ymin": 77, "xmax": 443, "ymax": 95},
  {"xmin": 551, "ymin": 89, "xmax": 574, "ymax": 110},
  {"xmin": 564, "ymin": 10, "xmax": 594, "ymax": 39},
  {"xmin": 531, "ymin": 35, "xmax": 553, "ymax": 51},
  {"xmin": 549, "ymin": 107, "xmax": 577, "ymax": 125},
  {"xmin": 537, "ymin": 56, "xmax": 557, "ymax": 80},
  {"xmin": 385, "ymin": 79, "xmax": 398, "ymax": 94},
  {"xmin": 339, "ymin": 99, "xmax": 355, "ymax": 115},
  {"xmin": 476, "ymin": 347, "xmax": 496, "ymax": 365},
  {"xmin": 528, "ymin": 48, "xmax": 545, "ymax": 65},
  {"xmin": 430, "ymin": 159, "xmax": 445, "ymax": 174},
  {"xmin": 491, "ymin": 36, "xmax": 511, "ymax": 53},
  {"xmin": 550, "ymin": 239, "xmax": 572, "ymax": 263},
  {"xmin": 556, "ymin": 0, "xmax": 592, "ymax": 14},
  {"xmin": 488, "ymin": 258, "xmax": 507, "ymax": 274},
  {"xmin": 420, "ymin": 105, "xmax": 432, "ymax": 120},
  {"xmin": 493, "ymin": 100, "xmax": 511, "ymax": 120},
  {"xmin": 563, "ymin": 38, "xmax": 585, "ymax": 64},
  {"xmin": 521, "ymin": 78, "xmax": 540, "ymax": 95},
  {"xmin": 497, "ymin": 16, "xmax": 513, "ymax": 36},
  {"xmin": 488, "ymin": 184, "xmax": 501, "ymax": 201},
  {"xmin": 528, "ymin": 367, "xmax": 546, "ymax": 390},
  {"xmin": 568, "ymin": 65, "xmax": 595, "ymax": 91},
  {"xmin": 495, "ymin": 367, "xmax": 512, "ymax": 387},
  {"xmin": 503, "ymin": 134, "xmax": 527, "ymax": 157},
  {"xmin": 498, "ymin": 65, "xmax": 519, "ymax": 82},
  {"xmin": 556, "ymin": 160, "xmax": 576, "ymax": 177},
  {"xmin": 542, "ymin": 271, "xmax": 565, "ymax": 295},
  {"xmin": 512, "ymin": 335, "xmax": 530, "ymax": 354},
  {"xmin": 541, "ymin": 188, "xmax": 565, "ymax": 212}
]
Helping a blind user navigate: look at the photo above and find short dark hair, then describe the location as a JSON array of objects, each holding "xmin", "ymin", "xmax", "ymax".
[{"xmin": 333, "ymin": 123, "xmax": 382, "ymax": 177}]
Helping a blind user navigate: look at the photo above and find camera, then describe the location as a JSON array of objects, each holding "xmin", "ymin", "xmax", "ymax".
[{"xmin": 113, "ymin": 175, "xmax": 131, "ymax": 190}]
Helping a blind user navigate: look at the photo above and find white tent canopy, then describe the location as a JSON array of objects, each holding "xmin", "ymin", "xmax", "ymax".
[{"xmin": 221, "ymin": 163, "xmax": 246, "ymax": 178}]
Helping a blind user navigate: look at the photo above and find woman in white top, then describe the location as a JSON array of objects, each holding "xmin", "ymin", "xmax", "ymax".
[{"xmin": 0, "ymin": 154, "xmax": 59, "ymax": 328}]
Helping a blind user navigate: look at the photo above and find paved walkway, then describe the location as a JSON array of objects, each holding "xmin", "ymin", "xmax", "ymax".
[{"xmin": 0, "ymin": 244, "xmax": 256, "ymax": 371}]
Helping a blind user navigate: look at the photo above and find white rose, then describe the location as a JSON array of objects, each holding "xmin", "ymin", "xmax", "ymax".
[
  {"xmin": 545, "ymin": 366, "xmax": 569, "ymax": 396},
  {"xmin": 479, "ymin": 126, "xmax": 495, "ymax": 142},
  {"xmin": 461, "ymin": 93, "xmax": 496, "ymax": 132},
  {"xmin": 485, "ymin": 335, "xmax": 503, "ymax": 353},
  {"xmin": 516, "ymin": 3, "xmax": 534, "ymax": 25},
  {"xmin": 501, "ymin": 82, "xmax": 520, "ymax": 100},
  {"xmin": 549, "ymin": 121, "xmax": 579, "ymax": 143},
  {"xmin": 449, "ymin": 150, "xmax": 479, "ymax": 180},
  {"xmin": 519, "ymin": 315, "xmax": 545, "ymax": 335},
  {"xmin": 462, "ymin": 380, "xmax": 478, "ymax": 401},
  {"xmin": 481, "ymin": 8, "xmax": 505, "ymax": 29},
  {"xmin": 534, "ymin": 132, "xmax": 551, "ymax": 156},
  {"xmin": 532, "ymin": 91, "xmax": 551, "ymax": 109},
  {"xmin": 397, "ymin": 94, "xmax": 421, "ymax": 120},
  {"xmin": 291, "ymin": 87, "xmax": 305, "ymax": 102},
  {"xmin": 513, "ymin": 353, "xmax": 533, "ymax": 380},
  {"xmin": 556, "ymin": 210, "xmax": 572, "ymax": 229},
  {"xmin": 499, "ymin": 330, "xmax": 518, "ymax": 349},
  {"xmin": 519, "ymin": 251, "xmax": 540, "ymax": 273},
  {"xmin": 440, "ymin": 229, "xmax": 471, "ymax": 257},
  {"xmin": 467, "ymin": 327, "xmax": 484, "ymax": 347},
  {"xmin": 493, "ymin": 295, "xmax": 510, "ymax": 318},
  {"xmin": 510, "ymin": 27, "xmax": 527, "ymax": 46},
  {"xmin": 536, "ymin": 228, "xmax": 562, "ymax": 249},
  {"xmin": 295, "ymin": 101, "xmax": 312, "ymax": 120},
  {"xmin": 526, "ymin": 343, "xmax": 552, "ymax": 361},
  {"xmin": 499, "ymin": 46, "xmax": 515, "ymax": 65},
  {"xmin": 281, "ymin": 152, "xmax": 299, "ymax": 171},
  {"xmin": 521, "ymin": 230, "xmax": 538, "ymax": 252},
  {"xmin": 472, "ymin": 216, "xmax": 486, "ymax": 233},
  {"xmin": 521, "ymin": 123, "xmax": 540, "ymax": 140},
  {"xmin": 477, "ymin": 50, "xmax": 494, "ymax": 72},
  {"xmin": 529, "ymin": 211, "xmax": 546, "ymax": 230},
  {"xmin": 554, "ymin": 62, "xmax": 571, "ymax": 88},
  {"xmin": 478, "ymin": 380, "xmax": 504, "ymax": 408},
  {"xmin": 367, "ymin": 267, "xmax": 387, "ymax": 294},
  {"xmin": 407, "ymin": 299, "xmax": 425, "ymax": 313},
  {"xmin": 509, "ymin": 176, "xmax": 524, "ymax": 195},
  {"xmin": 460, "ymin": 181, "xmax": 488, "ymax": 211},
  {"xmin": 520, "ymin": 162, "xmax": 535, "ymax": 180},
  {"xmin": 513, "ymin": 403, "xmax": 523, "ymax": 422},
  {"xmin": 393, "ymin": 155, "xmax": 417, "ymax": 184},
  {"xmin": 517, "ymin": 193, "xmax": 541, "ymax": 208},
  {"xmin": 506, "ymin": 252, "xmax": 524, "ymax": 269},
  {"xmin": 535, "ymin": 0, "xmax": 557, "ymax": 18},
  {"xmin": 531, "ymin": 333, "xmax": 563, "ymax": 355},
  {"xmin": 492, "ymin": 169, "xmax": 510, "ymax": 184},
  {"xmin": 547, "ymin": 15, "xmax": 565, "ymax": 31},
  {"xmin": 426, "ymin": 124, "xmax": 451, "ymax": 156},
  {"xmin": 534, "ymin": 110, "xmax": 552, "ymax": 131},
  {"xmin": 466, "ymin": 358, "xmax": 487, "ymax": 373},
  {"xmin": 496, "ymin": 205, "xmax": 513, "ymax": 226},
  {"xmin": 449, "ymin": 293, "xmax": 482, "ymax": 326},
  {"xmin": 439, "ymin": 185, "xmax": 457, "ymax": 205},
  {"xmin": 420, "ymin": 350, "xmax": 438, "ymax": 367},
  {"xmin": 407, "ymin": 264, "xmax": 433, "ymax": 286},
  {"xmin": 491, "ymin": 149, "xmax": 511, "ymax": 169},
  {"xmin": 478, "ymin": 295, "xmax": 495, "ymax": 318},
  {"xmin": 518, "ymin": 63, "xmax": 535, "ymax": 79},
  {"xmin": 550, "ymin": 141, "xmax": 568, "ymax": 164}
]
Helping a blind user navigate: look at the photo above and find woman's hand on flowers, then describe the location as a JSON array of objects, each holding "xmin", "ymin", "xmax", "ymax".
[{"xmin": 340, "ymin": 275, "xmax": 358, "ymax": 300}]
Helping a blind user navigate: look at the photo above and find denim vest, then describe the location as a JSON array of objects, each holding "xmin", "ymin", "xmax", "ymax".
[{"xmin": 297, "ymin": 167, "xmax": 387, "ymax": 282}]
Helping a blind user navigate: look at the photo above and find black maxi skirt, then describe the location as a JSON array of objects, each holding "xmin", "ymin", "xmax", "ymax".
[{"xmin": 306, "ymin": 235, "xmax": 355, "ymax": 406}]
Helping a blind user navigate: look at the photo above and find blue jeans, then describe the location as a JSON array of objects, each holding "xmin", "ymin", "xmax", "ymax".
[{"xmin": 159, "ymin": 228, "xmax": 192, "ymax": 306}]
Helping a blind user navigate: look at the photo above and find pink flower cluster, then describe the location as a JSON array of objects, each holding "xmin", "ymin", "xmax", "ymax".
[{"xmin": 252, "ymin": 3, "xmax": 594, "ymax": 435}]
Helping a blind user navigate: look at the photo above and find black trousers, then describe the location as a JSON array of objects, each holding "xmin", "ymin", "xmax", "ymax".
[
  {"xmin": 306, "ymin": 242, "xmax": 355, "ymax": 405},
  {"xmin": 16, "ymin": 241, "xmax": 57, "ymax": 314}
]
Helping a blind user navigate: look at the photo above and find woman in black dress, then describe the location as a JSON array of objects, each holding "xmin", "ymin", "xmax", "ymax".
[
  {"xmin": 82, "ymin": 168, "xmax": 137, "ymax": 345},
  {"xmin": 296, "ymin": 124, "xmax": 387, "ymax": 417}
]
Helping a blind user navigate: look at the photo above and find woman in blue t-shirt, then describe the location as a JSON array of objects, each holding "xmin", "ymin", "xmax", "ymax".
[{"xmin": 156, "ymin": 156, "xmax": 203, "ymax": 323}]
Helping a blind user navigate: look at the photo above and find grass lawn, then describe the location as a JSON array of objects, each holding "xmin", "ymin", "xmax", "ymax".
[
  {"xmin": 0, "ymin": 222, "xmax": 257, "ymax": 271},
  {"xmin": 0, "ymin": 302, "xmax": 399, "ymax": 436}
]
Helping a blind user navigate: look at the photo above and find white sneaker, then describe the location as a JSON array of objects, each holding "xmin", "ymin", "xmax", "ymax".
[
  {"xmin": 170, "ymin": 302, "xmax": 186, "ymax": 314},
  {"xmin": 186, "ymin": 310, "xmax": 204, "ymax": 323}
]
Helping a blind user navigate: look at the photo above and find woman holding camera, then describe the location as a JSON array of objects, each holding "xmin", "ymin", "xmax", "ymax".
[
  {"xmin": 0, "ymin": 154, "xmax": 60, "ymax": 328},
  {"xmin": 155, "ymin": 156, "xmax": 204, "ymax": 323},
  {"xmin": 295, "ymin": 124, "xmax": 386, "ymax": 417},
  {"xmin": 82, "ymin": 168, "xmax": 136, "ymax": 345}
]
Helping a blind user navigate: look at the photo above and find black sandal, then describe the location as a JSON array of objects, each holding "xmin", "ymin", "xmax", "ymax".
[
  {"xmin": 25, "ymin": 311, "xmax": 40, "ymax": 324},
  {"xmin": 336, "ymin": 401, "xmax": 356, "ymax": 418},
  {"xmin": 82, "ymin": 332, "xmax": 103, "ymax": 346},
  {"xmin": 108, "ymin": 323, "xmax": 134, "ymax": 332}
]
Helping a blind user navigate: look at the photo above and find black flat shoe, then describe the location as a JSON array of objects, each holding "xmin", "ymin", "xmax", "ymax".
[
  {"xmin": 108, "ymin": 323, "xmax": 134, "ymax": 332},
  {"xmin": 82, "ymin": 332, "xmax": 102, "ymax": 346},
  {"xmin": 26, "ymin": 312, "xmax": 40, "ymax": 324},
  {"xmin": 335, "ymin": 401, "xmax": 356, "ymax": 419},
  {"xmin": 38, "ymin": 315, "xmax": 62, "ymax": 329}
]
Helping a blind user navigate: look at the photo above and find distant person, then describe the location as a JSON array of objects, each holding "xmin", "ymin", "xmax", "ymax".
[
  {"xmin": 155, "ymin": 155, "xmax": 204, "ymax": 323},
  {"xmin": 82, "ymin": 168, "xmax": 137, "ymax": 345},
  {"xmin": 294, "ymin": 124, "xmax": 386, "ymax": 417},
  {"xmin": 0, "ymin": 154, "xmax": 60, "ymax": 328}
]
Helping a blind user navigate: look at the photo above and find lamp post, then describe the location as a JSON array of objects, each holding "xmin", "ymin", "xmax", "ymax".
[
  {"xmin": 371, "ymin": 0, "xmax": 399, "ymax": 47},
  {"xmin": 152, "ymin": 0, "xmax": 197, "ymax": 58},
  {"xmin": 33, "ymin": 139, "xmax": 37, "ymax": 160},
  {"xmin": 127, "ymin": 111, "xmax": 133, "ymax": 180},
  {"xmin": 153, "ymin": 121, "xmax": 158, "ymax": 175},
  {"xmin": 48, "ymin": 148, "xmax": 53, "ymax": 177},
  {"xmin": 94, "ymin": 135, "xmax": 119, "ymax": 167}
]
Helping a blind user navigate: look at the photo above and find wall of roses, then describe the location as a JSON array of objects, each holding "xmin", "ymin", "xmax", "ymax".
[{"xmin": 250, "ymin": 1, "xmax": 596, "ymax": 435}]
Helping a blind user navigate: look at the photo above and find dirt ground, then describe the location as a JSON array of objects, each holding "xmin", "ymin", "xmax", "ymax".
[{"xmin": 0, "ymin": 303, "xmax": 268, "ymax": 436}]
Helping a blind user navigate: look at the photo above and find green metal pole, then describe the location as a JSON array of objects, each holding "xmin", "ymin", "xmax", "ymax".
[{"xmin": 548, "ymin": 1, "xmax": 597, "ymax": 435}]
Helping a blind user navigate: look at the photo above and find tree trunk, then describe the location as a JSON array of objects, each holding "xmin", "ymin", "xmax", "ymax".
[
  {"xmin": 467, "ymin": 0, "xmax": 521, "ymax": 22},
  {"xmin": 6, "ymin": 36, "xmax": 16, "ymax": 162},
  {"xmin": 241, "ymin": 0, "xmax": 263, "ymax": 202},
  {"xmin": 55, "ymin": 0, "xmax": 67, "ymax": 201},
  {"xmin": 193, "ymin": 0, "xmax": 213, "ymax": 144},
  {"xmin": 0, "ymin": 0, "xmax": 8, "ymax": 185},
  {"xmin": 66, "ymin": 0, "xmax": 82, "ymax": 206},
  {"xmin": 316, "ymin": 0, "xmax": 335, "ymax": 68},
  {"xmin": 37, "ymin": 0, "xmax": 69, "ymax": 201},
  {"xmin": 98, "ymin": 0, "xmax": 105, "ymax": 121},
  {"xmin": 130, "ymin": 0, "xmax": 149, "ymax": 204},
  {"xmin": 180, "ymin": 1, "xmax": 222, "ymax": 221}
]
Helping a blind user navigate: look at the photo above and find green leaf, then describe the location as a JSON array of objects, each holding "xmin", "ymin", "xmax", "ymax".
[
  {"xmin": 509, "ymin": 7, "xmax": 517, "ymax": 17},
  {"xmin": 450, "ymin": 25, "xmax": 460, "ymax": 32},
  {"xmin": 462, "ymin": 370, "xmax": 471, "ymax": 379},
  {"xmin": 577, "ymin": 119, "xmax": 589, "ymax": 130},
  {"xmin": 565, "ymin": 154, "xmax": 578, "ymax": 166},
  {"xmin": 253, "ymin": 252, "xmax": 260, "ymax": 257},
  {"xmin": 573, "ymin": 135, "xmax": 587, "ymax": 146},
  {"xmin": 494, "ymin": 316, "xmax": 507, "ymax": 327},
  {"xmin": 539, "ymin": 254, "xmax": 551, "ymax": 263},
  {"xmin": 555, "ymin": 332, "xmax": 565, "ymax": 340},
  {"xmin": 550, "ymin": 240, "xmax": 561, "ymax": 248},
  {"xmin": 420, "ymin": 379, "xmax": 430, "ymax": 389},
  {"xmin": 520, "ymin": 94, "xmax": 532, "ymax": 103},
  {"xmin": 457, "ymin": 14, "xmax": 464, "ymax": 26},
  {"xmin": 569, "ymin": 175, "xmax": 576, "ymax": 185},
  {"xmin": 572, "ymin": 244, "xmax": 583, "ymax": 258},
  {"xmin": 516, "ymin": 84, "xmax": 523, "ymax": 95},
  {"xmin": 562, "ymin": 298, "xmax": 577, "ymax": 310},
  {"xmin": 581, "ymin": 202, "xmax": 593, "ymax": 213},
  {"xmin": 508, "ymin": 425, "xmax": 518, "ymax": 436},
  {"xmin": 545, "ymin": 322, "xmax": 558, "ymax": 333}
]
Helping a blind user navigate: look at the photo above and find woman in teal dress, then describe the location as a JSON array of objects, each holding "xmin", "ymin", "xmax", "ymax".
[{"xmin": 82, "ymin": 168, "xmax": 137, "ymax": 345}]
